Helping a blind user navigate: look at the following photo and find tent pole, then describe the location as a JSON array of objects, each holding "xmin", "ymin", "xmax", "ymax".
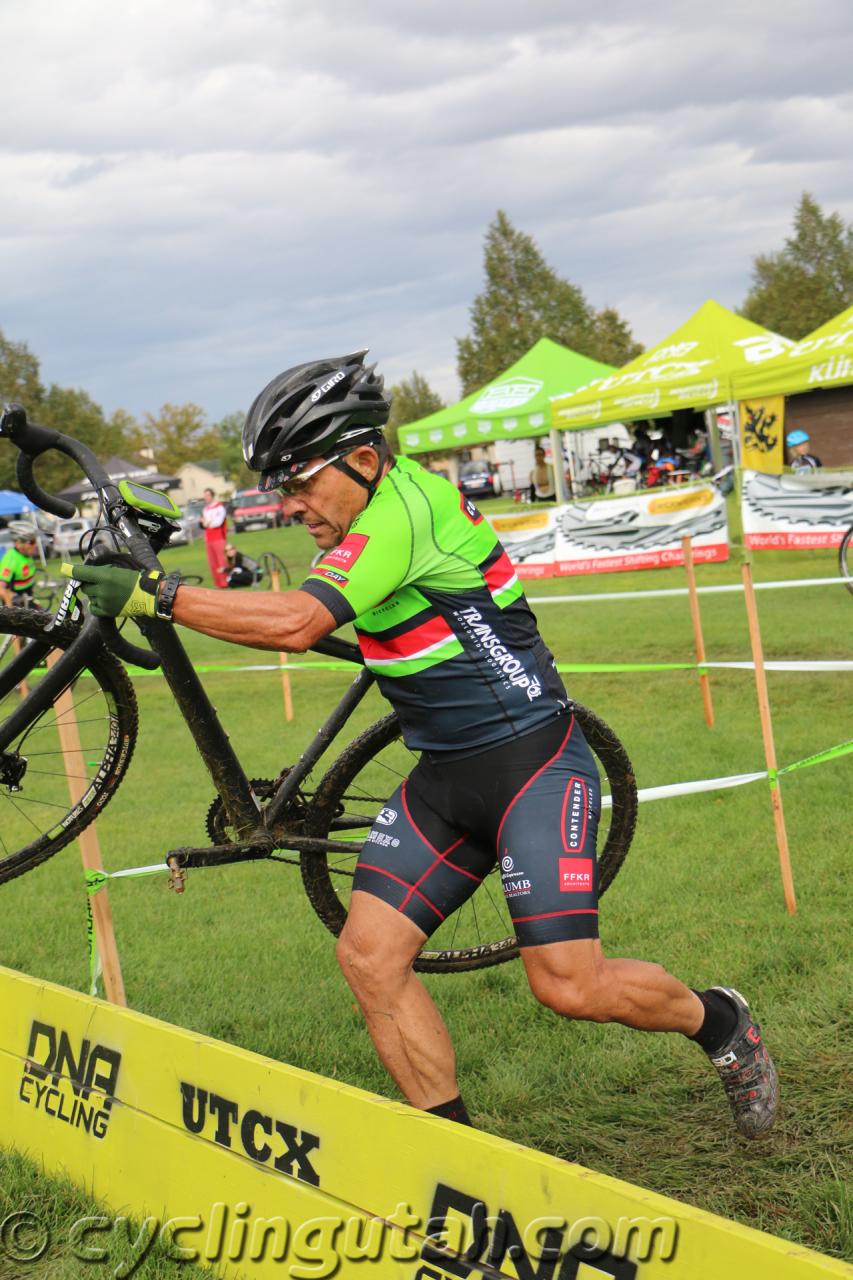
[{"xmin": 550, "ymin": 428, "xmax": 570, "ymax": 503}]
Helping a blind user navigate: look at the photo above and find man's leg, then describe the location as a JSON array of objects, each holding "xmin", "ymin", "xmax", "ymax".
[
  {"xmin": 337, "ymin": 890, "xmax": 461, "ymax": 1111},
  {"xmin": 522, "ymin": 938, "xmax": 778, "ymax": 1137},
  {"xmin": 521, "ymin": 936, "xmax": 703, "ymax": 1032}
]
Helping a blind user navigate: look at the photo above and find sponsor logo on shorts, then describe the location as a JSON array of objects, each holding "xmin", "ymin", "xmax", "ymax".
[
  {"xmin": 376, "ymin": 806, "xmax": 397, "ymax": 826},
  {"xmin": 366, "ymin": 830, "xmax": 400, "ymax": 849},
  {"xmin": 564, "ymin": 778, "xmax": 588, "ymax": 850},
  {"xmin": 500, "ymin": 851, "xmax": 531, "ymax": 897},
  {"xmin": 320, "ymin": 532, "xmax": 369, "ymax": 571},
  {"xmin": 559, "ymin": 856, "xmax": 593, "ymax": 892}
]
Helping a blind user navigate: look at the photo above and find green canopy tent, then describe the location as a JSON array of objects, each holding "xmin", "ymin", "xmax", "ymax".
[
  {"xmin": 732, "ymin": 305, "xmax": 853, "ymax": 400},
  {"xmin": 551, "ymin": 300, "xmax": 791, "ymax": 432},
  {"xmin": 397, "ymin": 338, "xmax": 614, "ymax": 455}
]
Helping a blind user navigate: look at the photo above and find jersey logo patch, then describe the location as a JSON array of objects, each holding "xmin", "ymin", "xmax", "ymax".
[
  {"xmin": 558, "ymin": 857, "xmax": 593, "ymax": 892},
  {"xmin": 313, "ymin": 567, "xmax": 348, "ymax": 585},
  {"xmin": 459, "ymin": 493, "xmax": 483, "ymax": 525},
  {"xmin": 320, "ymin": 532, "xmax": 369, "ymax": 571}
]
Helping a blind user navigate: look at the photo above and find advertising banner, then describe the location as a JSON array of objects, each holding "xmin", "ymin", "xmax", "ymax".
[
  {"xmin": 741, "ymin": 469, "xmax": 853, "ymax": 550},
  {"xmin": 0, "ymin": 966, "xmax": 847, "ymax": 1279},
  {"xmin": 489, "ymin": 484, "xmax": 729, "ymax": 578}
]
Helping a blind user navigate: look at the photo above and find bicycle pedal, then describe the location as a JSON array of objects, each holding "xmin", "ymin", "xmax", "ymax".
[{"xmin": 166, "ymin": 855, "xmax": 186, "ymax": 894}]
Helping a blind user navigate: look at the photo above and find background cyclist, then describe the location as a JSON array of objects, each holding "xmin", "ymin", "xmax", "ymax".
[
  {"xmin": 68, "ymin": 350, "xmax": 778, "ymax": 1140},
  {"xmin": 0, "ymin": 520, "xmax": 38, "ymax": 607}
]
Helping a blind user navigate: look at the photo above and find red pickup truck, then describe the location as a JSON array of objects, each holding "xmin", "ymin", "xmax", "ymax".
[{"xmin": 231, "ymin": 488, "xmax": 286, "ymax": 532}]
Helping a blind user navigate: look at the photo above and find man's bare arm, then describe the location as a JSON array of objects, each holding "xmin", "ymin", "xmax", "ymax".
[{"xmin": 172, "ymin": 585, "xmax": 338, "ymax": 652}]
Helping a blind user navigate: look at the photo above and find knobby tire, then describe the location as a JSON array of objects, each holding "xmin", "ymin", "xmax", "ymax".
[{"xmin": 0, "ymin": 608, "xmax": 138, "ymax": 885}]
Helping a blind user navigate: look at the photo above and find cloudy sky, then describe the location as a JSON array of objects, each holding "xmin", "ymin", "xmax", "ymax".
[{"xmin": 2, "ymin": 0, "xmax": 852, "ymax": 423}]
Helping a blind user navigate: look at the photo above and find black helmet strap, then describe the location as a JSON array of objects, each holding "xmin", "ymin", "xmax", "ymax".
[{"xmin": 331, "ymin": 437, "xmax": 390, "ymax": 501}]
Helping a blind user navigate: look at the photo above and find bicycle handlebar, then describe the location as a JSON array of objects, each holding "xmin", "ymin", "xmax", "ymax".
[
  {"xmin": 1, "ymin": 401, "xmax": 163, "ymax": 669},
  {"xmin": 1, "ymin": 401, "xmax": 365, "ymax": 673}
]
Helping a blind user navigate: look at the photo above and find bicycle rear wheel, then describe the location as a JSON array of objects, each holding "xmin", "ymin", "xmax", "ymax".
[
  {"xmin": 840, "ymin": 522, "xmax": 853, "ymax": 596},
  {"xmin": 300, "ymin": 703, "xmax": 637, "ymax": 974},
  {"xmin": 0, "ymin": 608, "xmax": 138, "ymax": 885}
]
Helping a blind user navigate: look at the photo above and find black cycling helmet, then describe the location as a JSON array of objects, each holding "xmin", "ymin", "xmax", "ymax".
[{"xmin": 242, "ymin": 350, "xmax": 392, "ymax": 493}]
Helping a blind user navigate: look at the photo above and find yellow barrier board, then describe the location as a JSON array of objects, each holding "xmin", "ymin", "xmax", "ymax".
[{"xmin": 0, "ymin": 965, "xmax": 848, "ymax": 1279}]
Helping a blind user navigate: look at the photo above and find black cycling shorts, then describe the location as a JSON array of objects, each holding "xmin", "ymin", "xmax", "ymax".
[{"xmin": 352, "ymin": 712, "xmax": 601, "ymax": 948}]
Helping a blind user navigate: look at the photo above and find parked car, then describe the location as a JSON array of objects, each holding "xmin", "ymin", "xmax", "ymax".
[
  {"xmin": 231, "ymin": 488, "xmax": 286, "ymax": 532},
  {"xmin": 52, "ymin": 517, "xmax": 96, "ymax": 558},
  {"xmin": 168, "ymin": 514, "xmax": 201, "ymax": 547},
  {"xmin": 457, "ymin": 459, "xmax": 503, "ymax": 500}
]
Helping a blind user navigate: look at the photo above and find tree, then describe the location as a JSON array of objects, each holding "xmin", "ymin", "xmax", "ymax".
[
  {"xmin": 740, "ymin": 193, "xmax": 853, "ymax": 339},
  {"xmin": 142, "ymin": 403, "xmax": 220, "ymax": 475},
  {"xmin": 456, "ymin": 211, "xmax": 642, "ymax": 394},
  {"xmin": 216, "ymin": 411, "xmax": 256, "ymax": 488},
  {"xmin": 386, "ymin": 371, "xmax": 444, "ymax": 451}
]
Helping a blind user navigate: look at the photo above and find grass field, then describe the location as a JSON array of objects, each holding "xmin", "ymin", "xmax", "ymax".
[{"xmin": 1, "ymin": 509, "xmax": 851, "ymax": 1270}]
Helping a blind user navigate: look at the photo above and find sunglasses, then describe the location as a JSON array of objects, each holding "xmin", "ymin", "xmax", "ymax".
[{"xmin": 277, "ymin": 453, "xmax": 344, "ymax": 497}]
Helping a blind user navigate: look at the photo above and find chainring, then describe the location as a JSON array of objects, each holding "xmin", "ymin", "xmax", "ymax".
[{"xmin": 206, "ymin": 779, "xmax": 274, "ymax": 843}]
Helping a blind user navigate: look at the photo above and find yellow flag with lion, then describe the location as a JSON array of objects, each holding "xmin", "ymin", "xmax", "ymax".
[{"xmin": 738, "ymin": 397, "xmax": 785, "ymax": 474}]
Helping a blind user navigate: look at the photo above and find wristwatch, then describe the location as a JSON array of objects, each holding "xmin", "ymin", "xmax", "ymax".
[{"xmin": 155, "ymin": 572, "xmax": 182, "ymax": 621}]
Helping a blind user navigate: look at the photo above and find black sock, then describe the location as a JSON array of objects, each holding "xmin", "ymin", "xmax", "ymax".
[
  {"xmin": 687, "ymin": 988, "xmax": 739, "ymax": 1054},
  {"xmin": 427, "ymin": 1095, "xmax": 473, "ymax": 1126}
]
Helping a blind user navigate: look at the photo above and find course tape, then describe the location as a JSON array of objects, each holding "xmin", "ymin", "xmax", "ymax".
[{"xmin": 528, "ymin": 574, "xmax": 845, "ymax": 605}]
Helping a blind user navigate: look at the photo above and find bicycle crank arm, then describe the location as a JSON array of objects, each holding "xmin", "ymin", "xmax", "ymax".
[{"xmin": 166, "ymin": 833, "xmax": 366, "ymax": 887}]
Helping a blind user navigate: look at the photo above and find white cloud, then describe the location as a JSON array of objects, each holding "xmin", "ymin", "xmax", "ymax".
[{"xmin": 0, "ymin": 0, "xmax": 851, "ymax": 419}]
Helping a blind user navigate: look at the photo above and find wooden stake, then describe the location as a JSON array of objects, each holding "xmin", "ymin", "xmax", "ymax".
[
  {"xmin": 740, "ymin": 563, "xmax": 797, "ymax": 914},
  {"xmin": 681, "ymin": 536, "xmax": 714, "ymax": 727},
  {"xmin": 46, "ymin": 651, "xmax": 127, "ymax": 1003},
  {"xmin": 269, "ymin": 568, "xmax": 294, "ymax": 722}
]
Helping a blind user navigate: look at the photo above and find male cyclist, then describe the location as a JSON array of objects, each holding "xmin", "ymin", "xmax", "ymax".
[
  {"xmin": 69, "ymin": 351, "xmax": 778, "ymax": 1138},
  {"xmin": 0, "ymin": 520, "xmax": 38, "ymax": 607}
]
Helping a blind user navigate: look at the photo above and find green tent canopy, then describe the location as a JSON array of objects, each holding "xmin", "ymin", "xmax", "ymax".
[
  {"xmin": 732, "ymin": 305, "xmax": 853, "ymax": 400},
  {"xmin": 397, "ymin": 338, "xmax": 613, "ymax": 455},
  {"xmin": 551, "ymin": 300, "xmax": 792, "ymax": 430}
]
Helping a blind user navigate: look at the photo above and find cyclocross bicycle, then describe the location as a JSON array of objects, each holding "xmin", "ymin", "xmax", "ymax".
[{"xmin": 0, "ymin": 404, "xmax": 638, "ymax": 973}]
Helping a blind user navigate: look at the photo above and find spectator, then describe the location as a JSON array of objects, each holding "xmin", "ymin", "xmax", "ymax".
[
  {"xmin": 529, "ymin": 446, "xmax": 556, "ymax": 502},
  {"xmin": 786, "ymin": 430, "xmax": 823, "ymax": 474},
  {"xmin": 201, "ymin": 487, "xmax": 229, "ymax": 588},
  {"xmin": 224, "ymin": 543, "xmax": 260, "ymax": 589}
]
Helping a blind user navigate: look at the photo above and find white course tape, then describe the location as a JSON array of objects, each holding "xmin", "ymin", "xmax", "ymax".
[
  {"xmin": 599, "ymin": 769, "xmax": 766, "ymax": 809},
  {"xmin": 530, "ymin": 575, "xmax": 844, "ymax": 605}
]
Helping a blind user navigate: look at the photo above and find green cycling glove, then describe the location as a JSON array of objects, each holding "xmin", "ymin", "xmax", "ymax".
[{"xmin": 62, "ymin": 563, "xmax": 166, "ymax": 619}]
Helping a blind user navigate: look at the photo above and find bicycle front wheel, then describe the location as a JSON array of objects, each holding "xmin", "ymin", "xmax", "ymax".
[
  {"xmin": 0, "ymin": 608, "xmax": 138, "ymax": 885},
  {"xmin": 840, "ymin": 522, "xmax": 853, "ymax": 596},
  {"xmin": 300, "ymin": 704, "xmax": 637, "ymax": 974}
]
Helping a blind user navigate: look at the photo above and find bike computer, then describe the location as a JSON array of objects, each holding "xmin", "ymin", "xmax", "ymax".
[{"xmin": 118, "ymin": 480, "xmax": 182, "ymax": 520}]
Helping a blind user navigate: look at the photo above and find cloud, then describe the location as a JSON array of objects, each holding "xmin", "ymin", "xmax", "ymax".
[{"xmin": 0, "ymin": 0, "xmax": 851, "ymax": 417}]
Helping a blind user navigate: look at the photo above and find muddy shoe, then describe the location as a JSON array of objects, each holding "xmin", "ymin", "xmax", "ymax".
[{"xmin": 707, "ymin": 987, "xmax": 779, "ymax": 1138}]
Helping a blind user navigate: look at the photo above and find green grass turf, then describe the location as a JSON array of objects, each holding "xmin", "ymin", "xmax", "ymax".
[{"xmin": 1, "ymin": 519, "xmax": 852, "ymax": 1264}]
